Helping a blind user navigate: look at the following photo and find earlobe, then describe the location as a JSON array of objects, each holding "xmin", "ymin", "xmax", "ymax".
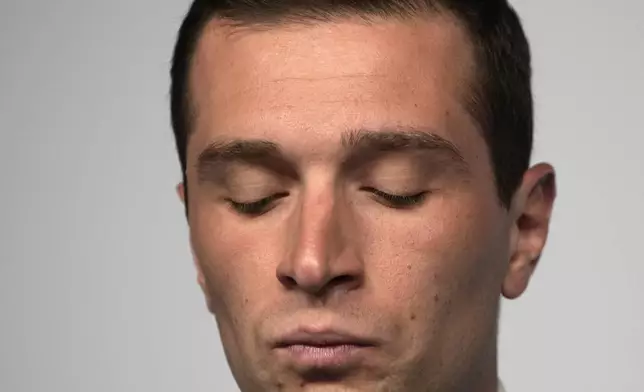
[
  {"xmin": 192, "ymin": 252, "xmax": 207, "ymax": 292},
  {"xmin": 176, "ymin": 182, "xmax": 186, "ymax": 203},
  {"xmin": 190, "ymin": 247, "xmax": 213, "ymax": 312},
  {"xmin": 503, "ymin": 163, "xmax": 556, "ymax": 299}
]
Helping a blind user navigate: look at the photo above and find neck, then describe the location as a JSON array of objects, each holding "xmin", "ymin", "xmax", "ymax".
[{"xmin": 460, "ymin": 335, "xmax": 499, "ymax": 392}]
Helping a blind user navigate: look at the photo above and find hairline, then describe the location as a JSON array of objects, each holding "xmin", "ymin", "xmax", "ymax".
[{"xmin": 183, "ymin": 9, "xmax": 485, "ymax": 140}]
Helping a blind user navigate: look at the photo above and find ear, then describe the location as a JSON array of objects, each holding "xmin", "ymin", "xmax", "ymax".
[
  {"xmin": 176, "ymin": 182, "xmax": 186, "ymax": 203},
  {"xmin": 189, "ymin": 247, "xmax": 208, "ymax": 302},
  {"xmin": 503, "ymin": 163, "xmax": 557, "ymax": 299},
  {"xmin": 176, "ymin": 182, "xmax": 208, "ymax": 294}
]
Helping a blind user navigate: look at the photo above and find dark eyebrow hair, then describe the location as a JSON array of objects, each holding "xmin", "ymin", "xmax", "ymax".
[
  {"xmin": 340, "ymin": 127, "xmax": 469, "ymax": 173},
  {"xmin": 194, "ymin": 127, "xmax": 469, "ymax": 184},
  {"xmin": 195, "ymin": 139, "xmax": 295, "ymax": 183}
]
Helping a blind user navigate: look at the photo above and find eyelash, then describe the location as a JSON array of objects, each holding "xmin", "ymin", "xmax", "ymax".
[
  {"xmin": 360, "ymin": 187, "xmax": 428, "ymax": 208},
  {"xmin": 226, "ymin": 192, "xmax": 289, "ymax": 216},
  {"xmin": 227, "ymin": 188, "xmax": 427, "ymax": 216}
]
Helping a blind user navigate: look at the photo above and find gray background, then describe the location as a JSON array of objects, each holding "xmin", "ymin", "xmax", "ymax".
[{"xmin": 1, "ymin": 0, "xmax": 642, "ymax": 391}]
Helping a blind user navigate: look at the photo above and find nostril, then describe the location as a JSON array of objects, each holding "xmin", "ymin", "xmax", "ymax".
[
  {"xmin": 329, "ymin": 274, "xmax": 361, "ymax": 290},
  {"xmin": 277, "ymin": 271, "xmax": 361, "ymax": 294},
  {"xmin": 331, "ymin": 275, "xmax": 355, "ymax": 285},
  {"xmin": 277, "ymin": 274, "xmax": 298, "ymax": 289}
]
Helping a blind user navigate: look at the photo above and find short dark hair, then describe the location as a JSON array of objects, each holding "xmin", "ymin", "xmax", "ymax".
[{"xmin": 170, "ymin": 0, "xmax": 533, "ymax": 208}]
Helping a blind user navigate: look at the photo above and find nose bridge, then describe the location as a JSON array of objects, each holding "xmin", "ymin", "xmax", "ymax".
[
  {"xmin": 278, "ymin": 182, "xmax": 358, "ymax": 294},
  {"xmin": 295, "ymin": 186, "xmax": 341, "ymax": 279}
]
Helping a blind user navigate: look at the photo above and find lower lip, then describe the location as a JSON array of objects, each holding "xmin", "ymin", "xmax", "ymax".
[{"xmin": 277, "ymin": 344, "xmax": 370, "ymax": 369}]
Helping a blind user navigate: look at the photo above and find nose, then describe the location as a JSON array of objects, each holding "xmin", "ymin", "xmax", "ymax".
[{"xmin": 276, "ymin": 189, "xmax": 363, "ymax": 297}]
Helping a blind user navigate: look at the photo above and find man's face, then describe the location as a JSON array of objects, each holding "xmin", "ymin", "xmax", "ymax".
[{"xmin": 182, "ymin": 14, "xmax": 552, "ymax": 392}]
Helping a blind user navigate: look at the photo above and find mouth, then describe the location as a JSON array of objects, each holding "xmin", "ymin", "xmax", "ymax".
[
  {"xmin": 275, "ymin": 331, "xmax": 377, "ymax": 348},
  {"xmin": 273, "ymin": 330, "xmax": 378, "ymax": 371}
]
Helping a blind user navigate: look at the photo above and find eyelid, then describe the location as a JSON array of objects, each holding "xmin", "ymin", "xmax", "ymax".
[
  {"xmin": 225, "ymin": 192, "xmax": 289, "ymax": 216},
  {"xmin": 360, "ymin": 186, "xmax": 425, "ymax": 198},
  {"xmin": 360, "ymin": 186, "xmax": 428, "ymax": 208}
]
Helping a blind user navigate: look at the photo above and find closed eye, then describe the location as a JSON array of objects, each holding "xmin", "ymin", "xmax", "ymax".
[
  {"xmin": 361, "ymin": 186, "xmax": 428, "ymax": 209},
  {"xmin": 226, "ymin": 192, "xmax": 289, "ymax": 217}
]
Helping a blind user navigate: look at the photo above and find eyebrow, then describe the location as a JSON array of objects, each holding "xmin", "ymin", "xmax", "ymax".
[
  {"xmin": 340, "ymin": 127, "xmax": 467, "ymax": 171},
  {"xmin": 196, "ymin": 139, "xmax": 295, "ymax": 183},
  {"xmin": 195, "ymin": 127, "xmax": 469, "ymax": 184}
]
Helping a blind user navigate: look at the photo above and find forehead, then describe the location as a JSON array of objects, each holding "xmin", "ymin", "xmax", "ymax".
[{"xmin": 188, "ymin": 14, "xmax": 479, "ymax": 162}]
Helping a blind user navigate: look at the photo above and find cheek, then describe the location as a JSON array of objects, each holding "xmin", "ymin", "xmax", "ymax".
[
  {"xmin": 359, "ymin": 193, "xmax": 507, "ymax": 316},
  {"xmin": 356, "ymin": 194, "xmax": 508, "ymax": 371},
  {"xmin": 189, "ymin": 206, "xmax": 279, "ymax": 318}
]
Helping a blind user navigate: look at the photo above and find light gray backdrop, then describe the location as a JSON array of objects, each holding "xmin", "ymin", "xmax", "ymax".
[{"xmin": 1, "ymin": 1, "xmax": 642, "ymax": 391}]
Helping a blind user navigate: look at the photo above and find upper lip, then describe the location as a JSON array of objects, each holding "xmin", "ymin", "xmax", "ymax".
[{"xmin": 274, "ymin": 329, "xmax": 378, "ymax": 348}]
